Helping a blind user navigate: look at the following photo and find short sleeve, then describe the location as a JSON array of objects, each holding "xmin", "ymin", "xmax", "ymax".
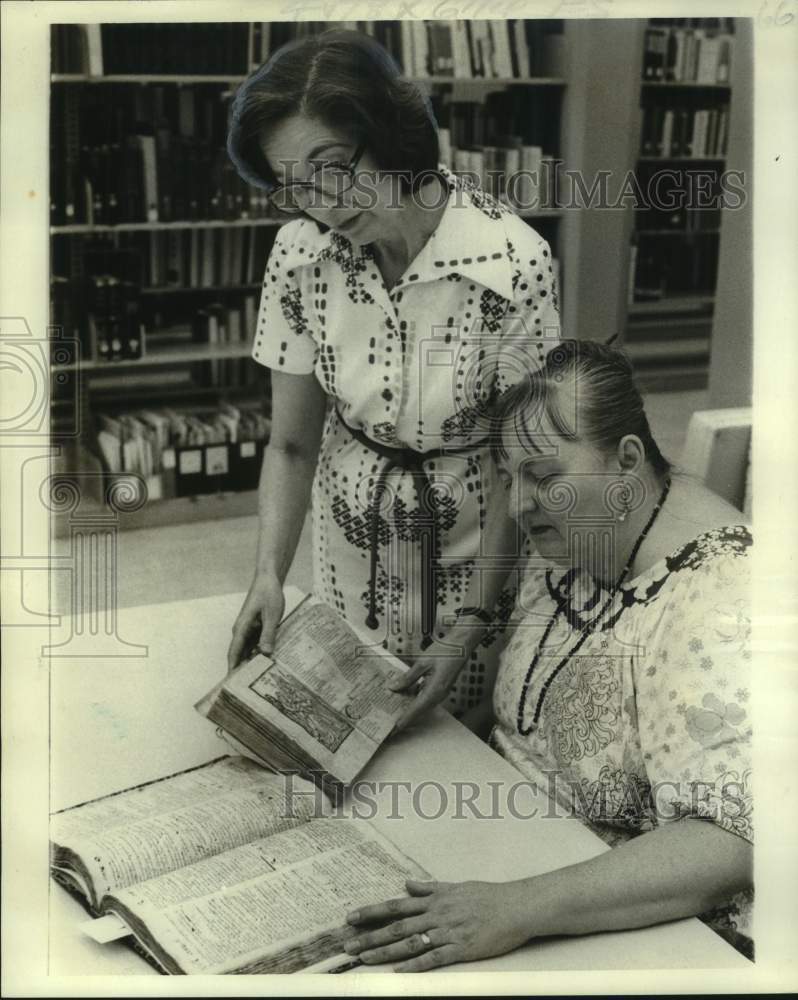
[
  {"xmin": 251, "ymin": 223, "xmax": 318, "ymax": 374},
  {"xmin": 494, "ymin": 230, "xmax": 560, "ymax": 396},
  {"xmin": 634, "ymin": 552, "xmax": 753, "ymax": 844}
]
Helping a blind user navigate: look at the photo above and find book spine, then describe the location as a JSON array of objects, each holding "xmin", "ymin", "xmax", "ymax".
[
  {"xmin": 400, "ymin": 20, "xmax": 414, "ymax": 76},
  {"xmin": 85, "ymin": 24, "xmax": 104, "ymax": 76},
  {"xmin": 683, "ymin": 109, "xmax": 695, "ymax": 157},
  {"xmin": 661, "ymin": 109, "xmax": 674, "ymax": 158},
  {"xmin": 138, "ymin": 136, "xmax": 158, "ymax": 222},
  {"xmin": 452, "ymin": 21, "xmax": 470, "ymax": 79},
  {"xmin": 63, "ymin": 88, "xmax": 81, "ymax": 222},
  {"xmin": 491, "ymin": 20, "xmax": 513, "ymax": 78},
  {"xmin": 716, "ymin": 35, "xmax": 733, "ymax": 83}
]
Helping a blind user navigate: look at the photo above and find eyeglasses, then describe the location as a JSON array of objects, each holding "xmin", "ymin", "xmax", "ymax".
[{"xmin": 267, "ymin": 143, "xmax": 366, "ymax": 214}]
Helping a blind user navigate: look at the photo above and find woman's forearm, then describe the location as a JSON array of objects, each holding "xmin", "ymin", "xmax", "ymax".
[
  {"xmin": 508, "ymin": 819, "xmax": 752, "ymax": 939},
  {"xmin": 254, "ymin": 442, "xmax": 318, "ymax": 583}
]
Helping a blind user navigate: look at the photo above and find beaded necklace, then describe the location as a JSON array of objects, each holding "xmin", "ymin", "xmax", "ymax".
[{"xmin": 516, "ymin": 477, "xmax": 672, "ymax": 735}]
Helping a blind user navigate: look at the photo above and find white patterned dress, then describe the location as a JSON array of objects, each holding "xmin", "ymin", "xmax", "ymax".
[
  {"xmin": 252, "ymin": 167, "xmax": 560, "ymax": 711},
  {"xmin": 491, "ymin": 525, "xmax": 754, "ymax": 958}
]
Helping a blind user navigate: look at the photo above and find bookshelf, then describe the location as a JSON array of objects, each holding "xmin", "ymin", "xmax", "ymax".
[
  {"xmin": 52, "ymin": 220, "xmax": 281, "ymax": 234},
  {"xmin": 54, "ymin": 73, "xmax": 567, "ymax": 86},
  {"xmin": 621, "ymin": 17, "xmax": 744, "ymax": 392},
  {"xmin": 47, "ymin": 19, "xmax": 582, "ymax": 532}
]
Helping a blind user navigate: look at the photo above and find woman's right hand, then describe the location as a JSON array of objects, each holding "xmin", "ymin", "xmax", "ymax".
[{"xmin": 227, "ymin": 573, "xmax": 285, "ymax": 672}]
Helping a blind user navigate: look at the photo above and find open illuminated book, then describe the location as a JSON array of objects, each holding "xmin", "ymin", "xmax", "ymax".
[
  {"xmin": 195, "ymin": 594, "xmax": 411, "ymax": 796},
  {"xmin": 50, "ymin": 756, "xmax": 430, "ymax": 974}
]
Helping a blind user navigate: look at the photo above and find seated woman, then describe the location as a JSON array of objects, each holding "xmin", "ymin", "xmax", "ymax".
[{"xmin": 344, "ymin": 339, "xmax": 753, "ymax": 970}]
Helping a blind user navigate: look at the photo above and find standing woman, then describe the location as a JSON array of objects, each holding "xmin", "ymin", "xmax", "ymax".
[{"xmin": 225, "ymin": 30, "xmax": 560, "ymax": 722}]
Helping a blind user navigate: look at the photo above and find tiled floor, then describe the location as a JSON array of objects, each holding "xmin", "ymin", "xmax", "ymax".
[{"xmin": 52, "ymin": 389, "xmax": 707, "ymax": 614}]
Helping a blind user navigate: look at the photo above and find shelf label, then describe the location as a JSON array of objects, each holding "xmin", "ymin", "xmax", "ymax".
[
  {"xmin": 179, "ymin": 449, "xmax": 202, "ymax": 475},
  {"xmin": 145, "ymin": 475, "xmax": 163, "ymax": 501},
  {"xmin": 205, "ymin": 445, "xmax": 229, "ymax": 476},
  {"xmin": 162, "ymin": 448, "xmax": 176, "ymax": 470},
  {"xmin": 240, "ymin": 441, "xmax": 256, "ymax": 458}
]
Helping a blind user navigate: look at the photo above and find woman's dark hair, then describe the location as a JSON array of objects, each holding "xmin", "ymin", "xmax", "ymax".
[
  {"xmin": 490, "ymin": 339, "xmax": 671, "ymax": 479},
  {"xmin": 227, "ymin": 30, "xmax": 439, "ymax": 194}
]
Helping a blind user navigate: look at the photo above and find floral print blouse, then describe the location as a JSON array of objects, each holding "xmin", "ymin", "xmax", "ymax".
[{"xmin": 491, "ymin": 525, "xmax": 754, "ymax": 957}]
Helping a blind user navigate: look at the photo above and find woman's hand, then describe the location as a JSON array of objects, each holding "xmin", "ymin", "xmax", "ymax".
[
  {"xmin": 227, "ymin": 573, "xmax": 285, "ymax": 672},
  {"xmin": 343, "ymin": 878, "xmax": 531, "ymax": 972},
  {"xmin": 389, "ymin": 630, "xmax": 478, "ymax": 732}
]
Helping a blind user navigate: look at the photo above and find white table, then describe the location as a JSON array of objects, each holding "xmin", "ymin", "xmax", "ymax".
[{"xmin": 48, "ymin": 590, "xmax": 748, "ymax": 975}]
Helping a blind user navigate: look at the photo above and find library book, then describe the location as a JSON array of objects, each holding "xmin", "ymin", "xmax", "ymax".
[
  {"xmin": 195, "ymin": 595, "xmax": 412, "ymax": 797},
  {"xmin": 50, "ymin": 756, "xmax": 429, "ymax": 974}
]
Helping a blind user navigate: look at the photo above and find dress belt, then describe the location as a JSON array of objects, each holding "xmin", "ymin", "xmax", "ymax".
[{"xmin": 335, "ymin": 406, "xmax": 488, "ymax": 643}]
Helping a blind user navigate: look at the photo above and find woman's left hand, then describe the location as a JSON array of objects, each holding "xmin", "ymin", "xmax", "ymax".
[{"xmin": 343, "ymin": 877, "xmax": 531, "ymax": 972}]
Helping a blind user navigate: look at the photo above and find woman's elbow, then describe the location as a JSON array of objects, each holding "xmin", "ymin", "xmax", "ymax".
[
  {"xmin": 683, "ymin": 818, "xmax": 753, "ymax": 898},
  {"xmin": 266, "ymin": 434, "xmax": 321, "ymax": 465}
]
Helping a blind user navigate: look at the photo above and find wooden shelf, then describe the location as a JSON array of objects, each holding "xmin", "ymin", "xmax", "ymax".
[
  {"xmin": 517, "ymin": 208, "xmax": 562, "ymax": 219},
  {"xmin": 637, "ymin": 155, "xmax": 725, "ymax": 162},
  {"xmin": 53, "ymin": 72, "xmax": 566, "ymax": 87},
  {"xmin": 52, "ymin": 73, "xmax": 248, "ymax": 84},
  {"xmin": 54, "ymin": 488, "xmax": 259, "ymax": 536},
  {"xmin": 53, "ymin": 211, "xmax": 560, "ymax": 236},
  {"xmin": 140, "ymin": 284, "xmax": 262, "ymax": 296},
  {"xmin": 641, "ymin": 80, "xmax": 730, "ymax": 89},
  {"xmin": 624, "ymin": 336, "xmax": 710, "ymax": 363},
  {"xmin": 85, "ymin": 384, "xmax": 265, "ymax": 404},
  {"xmin": 54, "ymin": 342, "xmax": 253, "ymax": 372},
  {"xmin": 413, "ymin": 76, "xmax": 565, "ymax": 86},
  {"xmin": 51, "ymin": 218, "xmax": 279, "ymax": 235},
  {"xmin": 636, "ymin": 229, "xmax": 720, "ymax": 237},
  {"xmin": 628, "ymin": 295, "xmax": 715, "ymax": 316},
  {"xmin": 632, "ymin": 364, "xmax": 709, "ymax": 392},
  {"xmin": 626, "ymin": 314, "xmax": 713, "ymax": 334}
]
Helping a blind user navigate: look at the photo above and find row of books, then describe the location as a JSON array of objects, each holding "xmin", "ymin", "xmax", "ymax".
[
  {"xmin": 74, "ymin": 82, "xmax": 228, "ymax": 148},
  {"xmin": 157, "ymin": 298, "xmax": 257, "ymax": 389},
  {"xmin": 51, "ymin": 136, "xmax": 274, "ymax": 228},
  {"xmin": 54, "ymin": 228, "xmax": 271, "ymax": 293},
  {"xmin": 51, "ymin": 274, "xmax": 144, "ymax": 365},
  {"xmin": 52, "ymin": 23, "xmax": 251, "ymax": 76},
  {"xmin": 85, "ymin": 274, "xmax": 144, "ymax": 362},
  {"xmin": 53, "ymin": 267, "xmax": 260, "ymax": 377},
  {"xmin": 631, "ymin": 234, "xmax": 719, "ymax": 302},
  {"xmin": 640, "ymin": 106, "xmax": 729, "ymax": 158},
  {"xmin": 51, "ymin": 84, "xmax": 263, "ymax": 226},
  {"xmin": 438, "ymin": 134, "xmax": 559, "ymax": 210},
  {"xmin": 52, "ymin": 246, "xmax": 145, "ymax": 362},
  {"xmin": 393, "ymin": 19, "xmax": 563, "ymax": 79},
  {"xmin": 53, "ymin": 20, "xmax": 564, "ymax": 80},
  {"xmin": 142, "ymin": 227, "xmax": 272, "ymax": 290},
  {"xmin": 444, "ymin": 96, "xmax": 557, "ymax": 153},
  {"xmin": 95, "ymin": 404, "xmax": 270, "ymax": 499},
  {"xmin": 642, "ymin": 25, "xmax": 733, "ymax": 84}
]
